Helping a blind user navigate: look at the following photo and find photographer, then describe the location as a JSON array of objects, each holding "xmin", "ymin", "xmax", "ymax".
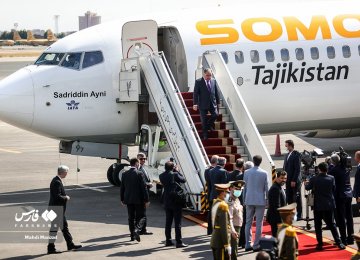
[{"xmin": 328, "ymin": 154, "xmax": 354, "ymax": 245}]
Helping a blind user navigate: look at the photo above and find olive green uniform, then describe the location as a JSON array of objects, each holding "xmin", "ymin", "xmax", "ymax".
[{"xmin": 277, "ymin": 223, "xmax": 298, "ymax": 260}]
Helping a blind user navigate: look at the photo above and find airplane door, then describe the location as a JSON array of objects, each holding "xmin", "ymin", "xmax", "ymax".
[{"xmin": 122, "ymin": 20, "xmax": 158, "ymax": 58}]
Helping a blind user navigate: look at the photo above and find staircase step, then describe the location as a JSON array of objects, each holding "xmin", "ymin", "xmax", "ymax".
[
  {"xmin": 232, "ymin": 138, "xmax": 241, "ymax": 146},
  {"xmin": 207, "ymin": 153, "xmax": 242, "ymax": 163},
  {"xmin": 187, "ymin": 106, "xmax": 226, "ymax": 115},
  {"xmin": 205, "ymin": 146, "xmax": 239, "ymax": 154},
  {"xmin": 194, "ymin": 121, "xmax": 227, "ymax": 131},
  {"xmin": 190, "ymin": 114, "xmax": 223, "ymax": 123},
  {"xmin": 201, "ymin": 138, "xmax": 233, "ymax": 146},
  {"xmin": 183, "ymin": 98, "xmax": 224, "ymax": 107},
  {"xmin": 180, "ymin": 92, "xmax": 193, "ymax": 99}
]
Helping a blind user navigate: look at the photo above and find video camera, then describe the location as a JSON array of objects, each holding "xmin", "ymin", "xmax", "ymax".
[
  {"xmin": 332, "ymin": 146, "xmax": 352, "ymax": 170},
  {"xmin": 300, "ymin": 148, "xmax": 324, "ymax": 180}
]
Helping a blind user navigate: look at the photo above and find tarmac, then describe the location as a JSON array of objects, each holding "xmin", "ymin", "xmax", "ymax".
[{"xmin": 1, "ymin": 57, "xmax": 360, "ymax": 259}]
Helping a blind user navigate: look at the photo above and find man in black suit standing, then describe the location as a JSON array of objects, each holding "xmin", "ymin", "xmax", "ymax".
[
  {"xmin": 283, "ymin": 139, "xmax": 302, "ymax": 220},
  {"xmin": 137, "ymin": 152, "xmax": 153, "ymax": 235},
  {"xmin": 159, "ymin": 161, "xmax": 188, "ymax": 248},
  {"xmin": 305, "ymin": 162, "xmax": 345, "ymax": 251},
  {"xmin": 205, "ymin": 155, "xmax": 219, "ymax": 235},
  {"xmin": 47, "ymin": 165, "xmax": 82, "ymax": 254},
  {"xmin": 209, "ymin": 157, "xmax": 228, "ymax": 202},
  {"xmin": 193, "ymin": 68, "xmax": 220, "ymax": 140},
  {"xmin": 353, "ymin": 151, "xmax": 360, "ymax": 208},
  {"xmin": 266, "ymin": 170, "xmax": 287, "ymax": 237},
  {"xmin": 121, "ymin": 158, "xmax": 149, "ymax": 242}
]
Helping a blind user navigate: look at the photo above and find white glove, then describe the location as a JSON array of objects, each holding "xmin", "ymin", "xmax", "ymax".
[{"xmin": 226, "ymin": 246, "xmax": 232, "ymax": 255}]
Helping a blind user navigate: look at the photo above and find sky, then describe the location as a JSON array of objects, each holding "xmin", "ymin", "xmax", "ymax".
[{"xmin": 0, "ymin": 0, "xmax": 337, "ymax": 33}]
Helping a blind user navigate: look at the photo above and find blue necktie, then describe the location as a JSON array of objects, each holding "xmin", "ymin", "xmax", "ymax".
[{"xmin": 206, "ymin": 80, "xmax": 211, "ymax": 92}]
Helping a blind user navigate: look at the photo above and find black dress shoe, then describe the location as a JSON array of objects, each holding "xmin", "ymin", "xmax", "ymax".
[
  {"xmin": 165, "ymin": 240, "xmax": 174, "ymax": 246},
  {"xmin": 337, "ymin": 243, "xmax": 346, "ymax": 250},
  {"xmin": 134, "ymin": 231, "xmax": 140, "ymax": 242},
  {"xmin": 315, "ymin": 244, "xmax": 323, "ymax": 251},
  {"xmin": 140, "ymin": 231, "xmax": 153, "ymax": 235},
  {"xmin": 47, "ymin": 249, "xmax": 62, "ymax": 254},
  {"xmin": 67, "ymin": 244, "xmax": 82, "ymax": 251},
  {"xmin": 130, "ymin": 237, "xmax": 135, "ymax": 241},
  {"xmin": 347, "ymin": 238, "xmax": 354, "ymax": 245},
  {"xmin": 176, "ymin": 242, "xmax": 188, "ymax": 248}
]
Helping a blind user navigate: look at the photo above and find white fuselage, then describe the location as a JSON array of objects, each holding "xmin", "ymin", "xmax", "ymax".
[{"xmin": 0, "ymin": 0, "xmax": 359, "ymax": 143}]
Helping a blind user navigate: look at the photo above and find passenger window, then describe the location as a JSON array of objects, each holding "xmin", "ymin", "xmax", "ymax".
[
  {"xmin": 220, "ymin": 51, "xmax": 228, "ymax": 64},
  {"xmin": 235, "ymin": 51, "xmax": 244, "ymax": 64},
  {"xmin": 358, "ymin": 45, "xmax": 360, "ymax": 56},
  {"xmin": 295, "ymin": 48, "xmax": 304, "ymax": 60},
  {"xmin": 265, "ymin": 49, "xmax": 275, "ymax": 62},
  {"xmin": 83, "ymin": 51, "xmax": 104, "ymax": 69},
  {"xmin": 61, "ymin": 52, "xmax": 82, "ymax": 70},
  {"xmin": 327, "ymin": 46, "xmax": 335, "ymax": 59},
  {"xmin": 310, "ymin": 47, "xmax": 319, "ymax": 60},
  {"xmin": 280, "ymin": 48, "xmax": 289, "ymax": 61},
  {"xmin": 342, "ymin": 45, "xmax": 351, "ymax": 58},
  {"xmin": 250, "ymin": 50, "xmax": 259, "ymax": 63}
]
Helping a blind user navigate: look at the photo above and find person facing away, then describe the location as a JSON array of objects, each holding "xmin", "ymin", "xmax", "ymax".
[
  {"xmin": 192, "ymin": 68, "xmax": 220, "ymax": 140},
  {"xmin": 328, "ymin": 153, "xmax": 354, "ymax": 245},
  {"xmin": 267, "ymin": 170, "xmax": 287, "ymax": 237},
  {"xmin": 209, "ymin": 157, "xmax": 228, "ymax": 202},
  {"xmin": 243, "ymin": 155, "xmax": 269, "ymax": 252},
  {"xmin": 283, "ymin": 139, "xmax": 302, "ymax": 220},
  {"xmin": 227, "ymin": 158, "xmax": 245, "ymax": 182},
  {"xmin": 205, "ymin": 154, "xmax": 219, "ymax": 235},
  {"xmin": 305, "ymin": 162, "xmax": 345, "ymax": 251},
  {"xmin": 159, "ymin": 161, "xmax": 188, "ymax": 248},
  {"xmin": 353, "ymin": 151, "xmax": 360, "ymax": 207},
  {"xmin": 136, "ymin": 152, "xmax": 153, "ymax": 236},
  {"xmin": 120, "ymin": 158, "xmax": 149, "ymax": 242},
  {"xmin": 47, "ymin": 165, "xmax": 82, "ymax": 254}
]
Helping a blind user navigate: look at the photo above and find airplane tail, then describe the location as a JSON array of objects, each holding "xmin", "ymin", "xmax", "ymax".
[
  {"xmin": 27, "ymin": 30, "xmax": 35, "ymax": 41},
  {"xmin": 12, "ymin": 30, "xmax": 22, "ymax": 41},
  {"xmin": 46, "ymin": 29, "xmax": 57, "ymax": 41}
]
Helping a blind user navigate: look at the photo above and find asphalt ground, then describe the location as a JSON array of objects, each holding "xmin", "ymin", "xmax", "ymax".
[{"xmin": 1, "ymin": 58, "xmax": 360, "ymax": 259}]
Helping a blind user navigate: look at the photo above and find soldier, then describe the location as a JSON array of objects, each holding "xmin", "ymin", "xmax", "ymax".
[
  {"xmin": 277, "ymin": 203, "xmax": 299, "ymax": 260},
  {"xmin": 351, "ymin": 233, "xmax": 360, "ymax": 260},
  {"xmin": 211, "ymin": 183, "xmax": 232, "ymax": 260}
]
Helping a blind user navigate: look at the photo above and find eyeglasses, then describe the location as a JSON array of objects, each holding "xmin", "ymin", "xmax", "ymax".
[{"xmin": 139, "ymin": 158, "xmax": 147, "ymax": 161}]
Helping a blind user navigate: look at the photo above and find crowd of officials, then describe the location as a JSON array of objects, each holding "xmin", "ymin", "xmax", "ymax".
[{"xmin": 46, "ymin": 144, "xmax": 360, "ymax": 259}]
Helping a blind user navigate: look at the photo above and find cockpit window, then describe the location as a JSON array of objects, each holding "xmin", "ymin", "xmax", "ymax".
[
  {"xmin": 61, "ymin": 53, "xmax": 82, "ymax": 70},
  {"xmin": 82, "ymin": 51, "xmax": 104, "ymax": 69},
  {"xmin": 34, "ymin": 53, "xmax": 65, "ymax": 65}
]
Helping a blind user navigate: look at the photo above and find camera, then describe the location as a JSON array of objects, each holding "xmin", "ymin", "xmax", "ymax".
[
  {"xmin": 300, "ymin": 148, "xmax": 323, "ymax": 180},
  {"xmin": 332, "ymin": 146, "xmax": 352, "ymax": 170}
]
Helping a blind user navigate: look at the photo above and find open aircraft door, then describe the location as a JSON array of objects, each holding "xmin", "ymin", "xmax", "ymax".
[{"xmin": 122, "ymin": 20, "xmax": 158, "ymax": 59}]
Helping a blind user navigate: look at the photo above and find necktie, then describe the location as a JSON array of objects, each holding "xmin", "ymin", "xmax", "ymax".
[{"xmin": 206, "ymin": 80, "xmax": 211, "ymax": 92}]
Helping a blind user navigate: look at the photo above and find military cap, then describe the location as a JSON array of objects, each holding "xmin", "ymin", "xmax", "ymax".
[
  {"xmin": 215, "ymin": 183, "xmax": 230, "ymax": 191},
  {"xmin": 278, "ymin": 203, "xmax": 297, "ymax": 213},
  {"xmin": 229, "ymin": 180, "xmax": 245, "ymax": 189},
  {"xmin": 353, "ymin": 233, "xmax": 360, "ymax": 242}
]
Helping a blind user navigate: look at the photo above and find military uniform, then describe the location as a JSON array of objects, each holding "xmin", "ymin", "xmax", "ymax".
[
  {"xmin": 211, "ymin": 184, "xmax": 231, "ymax": 260},
  {"xmin": 277, "ymin": 203, "xmax": 298, "ymax": 260},
  {"xmin": 351, "ymin": 233, "xmax": 360, "ymax": 260}
]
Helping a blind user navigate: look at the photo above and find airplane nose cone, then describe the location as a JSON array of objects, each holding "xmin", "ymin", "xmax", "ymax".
[{"xmin": 0, "ymin": 68, "xmax": 34, "ymax": 129}]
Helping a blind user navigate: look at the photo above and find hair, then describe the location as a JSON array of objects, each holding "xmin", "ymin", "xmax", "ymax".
[
  {"xmin": 325, "ymin": 156, "xmax": 331, "ymax": 164},
  {"xmin": 165, "ymin": 161, "xmax": 175, "ymax": 171},
  {"xmin": 253, "ymin": 155, "xmax": 262, "ymax": 166},
  {"xmin": 276, "ymin": 170, "xmax": 287, "ymax": 178},
  {"xmin": 235, "ymin": 158, "xmax": 244, "ymax": 169},
  {"xmin": 244, "ymin": 161, "xmax": 254, "ymax": 170},
  {"xmin": 130, "ymin": 158, "xmax": 139, "ymax": 166},
  {"xmin": 203, "ymin": 68, "xmax": 212, "ymax": 74},
  {"xmin": 330, "ymin": 154, "xmax": 340, "ymax": 165},
  {"xmin": 285, "ymin": 139, "xmax": 294, "ymax": 148},
  {"xmin": 217, "ymin": 157, "xmax": 227, "ymax": 166},
  {"xmin": 210, "ymin": 155, "xmax": 219, "ymax": 165},
  {"xmin": 355, "ymin": 151, "xmax": 360, "ymax": 160},
  {"xmin": 318, "ymin": 162, "xmax": 328, "ymax": 173},
  {"xmin": 58, "ymin": 165, "xmax": 69, "ymax": 174},
  {"xmin": 255, "ymin": 251, "xmax": 271, "ymax": 260},
  {"xmin": 137, "ymin": 152, "xmax": 146, "ymax": 159}
]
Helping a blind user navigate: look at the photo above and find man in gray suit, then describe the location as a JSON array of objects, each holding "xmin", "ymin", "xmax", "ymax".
[
  {"xmin": 193, "ymin": 68, "xmax": 220, "ymax": 140},
  {"xmin": 244, "ymin": 155, "xmax": 269, "ymax": 252}
]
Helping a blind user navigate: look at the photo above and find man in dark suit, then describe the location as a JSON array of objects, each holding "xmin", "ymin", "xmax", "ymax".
[
  {"xmin": 353, "ymin": 151, "xmax": 360, "ymax": 208},
  {"xmin": 266, "ymin": 170, "xmax": 287, "ymax": 237},
  {"xmin": 205, "ymin": 155, "xmax": 219, "ymax": 235},
  {"xmin": 305, "ymin": 162, "xmax": 345, "ymax": 250},
  {"xmin": 47, "ymin": 165, "xmax": 82, "ymax": 254},
  {"xmin": 228, "ymin": 158, "xmax": 244, "ymax": 182},
  {"xmin": 193, "ymin": 68, "xmax": 220, "ymax": 140},
  {"xmin": 329, "ymin": 154, "xmax": 354, "ymax": 245},
  {"xmin": 137, "ymin": 152, "xmax": 153, "ymax": 235},
  {"xmin": 120, "ymin": 158, "xmax": 149, "ymax": 242},
  {"xmin": 283, "ymin": 139, "xmax": 302, "ymax": 220},
  {"xmin": 209, "ymin": 157, "xmax": 228, "ymax": 202},
  {"xmin": 159, "ymin": 161, "xmax": 188, "ymax": 248}
]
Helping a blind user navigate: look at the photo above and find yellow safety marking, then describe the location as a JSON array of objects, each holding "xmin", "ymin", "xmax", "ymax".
[
  {"xmin": 183, "ymin": 214, "xmax": 208, "ymax": 228},
  {"xmin": 272, "ymin": 166, "xmax": 276, "ymax": 183}
]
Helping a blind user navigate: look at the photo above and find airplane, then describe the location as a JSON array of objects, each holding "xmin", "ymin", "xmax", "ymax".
[
  {"xmin": 26, "ymin": 29, "xmax": 57, "ymax": 46},
  {"xmin": 12, "ymin": 30, "xmax": 29, "ymax": 45},
  {"xmin": 0, "ymin": 0, "xmax": 359, "ymax": 186}
]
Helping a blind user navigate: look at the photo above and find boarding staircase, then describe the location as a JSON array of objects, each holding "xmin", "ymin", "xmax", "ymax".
[{"xmin": 134, "ymin": 50, "xmax": 274, "ymax": 211}]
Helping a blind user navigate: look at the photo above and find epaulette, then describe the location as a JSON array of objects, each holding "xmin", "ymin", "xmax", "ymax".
[
  {"xmin": 285, "ymin": 226, "xmax": 296, "ymax": 237},
  {"xmin": 218, "ymin": 201, "xmax": 229, "ymax": 211}
]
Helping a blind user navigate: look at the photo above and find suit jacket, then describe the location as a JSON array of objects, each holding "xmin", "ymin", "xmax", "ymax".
[
  {"xmin": 209, "ymin": 166, "xmax": 228, "ymax": 201},
  {"xmin": 266, "ymin": 182, "xmax": 286, "ymax": 225},
  {"xmin": 328, "ymin": 165, "xmax": 352, "ymax": 199},
  {"xmin": 193, "ymin": 78, "xmax": 220, "ymax": 110},
  {"xmin": 120, "ymin": 167, "xmax": 149, "ymax": 205},
  {"xmin": 139, "ymin": 165, "xmax": 152, "ymax": 190},
  {"xmin": 244, "ymin": 166, "xmax": 268, "ymax": 206},
  {"xmin": 305, "ymin": 173, "xmax": 336, "ymax": 211},
  {"xmin": 204, "ymin": 166, "xmax": 214, "ymax": 200},
  {"xmin": 283, "ymin": 150, "xmax": 301, "ymax": 183},
  {"xmin": 353, "ymin": 165, "xmax": 360, "ymax": 198},
  {"xmin": 49, "ymin": 176, "xmax": 68, "ymax": 211},
  {"xmin": 227, "ymin": 169, "xmax": 243, "ymax": 182},
  {"xmin": 159, "ymin": 170, "xmax": 186, "ymax": 209}
]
